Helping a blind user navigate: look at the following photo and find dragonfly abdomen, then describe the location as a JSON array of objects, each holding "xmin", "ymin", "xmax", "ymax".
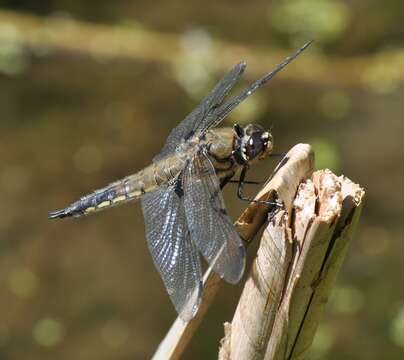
[
  {"xmin": 48, "ymin": 157, "xmax": 185, "ymax": 219},
  {"xmin": 48, "ymin": 181, "xmax": 132, "ymax": 219},
  {"xmin": 49, "ymin": 172, "xmax": 152, "ymax": 219}
]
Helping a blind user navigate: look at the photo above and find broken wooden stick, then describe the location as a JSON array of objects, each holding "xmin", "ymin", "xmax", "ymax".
[
  {"xmin": 153, "ymin": 143, "xmax": 314, "ymax": 360},
  {"xmin": 218, "ymin": 168, "xmax": 364, "ymax": 360}
]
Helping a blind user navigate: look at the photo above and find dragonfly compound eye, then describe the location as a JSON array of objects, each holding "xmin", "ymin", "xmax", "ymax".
[
  {"xmin": 240, "ymin": 124, "xmax": 272, "ymax": 162},
  {"xmin": 246, "ymin": 133, "xmax": 265, "ymax": 160}
]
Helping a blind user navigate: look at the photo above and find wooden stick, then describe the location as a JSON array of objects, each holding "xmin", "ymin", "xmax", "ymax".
[
  {"xmin": 218, "ymin": 170, "xmax": 364, "ymax": 360},
  {"xmin": 153, "ymin": 144, "xmax": 314, "ymax": 360}
]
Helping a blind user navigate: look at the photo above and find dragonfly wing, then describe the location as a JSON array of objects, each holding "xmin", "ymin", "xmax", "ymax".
[
  {"xmin": 198, "ymin": 41, "xmax": 312, "ymax": 133},
  {"xmin": 141, "ymin": 184, "xmax": 203, "ymax": 321},
  {"xmin": 183, "ymin": 153, "xmax": 246, "ymax": 284},
  {"xmin": 154, "ymin": 61, "xmax": 246, "ymax": 161}
]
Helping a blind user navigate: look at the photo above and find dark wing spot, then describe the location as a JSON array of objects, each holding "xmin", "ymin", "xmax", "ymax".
[
  {"xmin": 184, "ymin": 130, "xmax": 195, "ymax": 141},
  {"xmin": 174, "ymin": 176, "xmax": 184, "ymax": 198}
]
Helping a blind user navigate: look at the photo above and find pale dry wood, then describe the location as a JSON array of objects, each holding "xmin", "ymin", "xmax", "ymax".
[
  {"xmin": 153, "ymin": 144, "xmax": 314, "ymax": 360},
  {"xmin": 219, "ymin": 169, "xmax": 364, "ymax": 360},
  {"xmin": 275, "ymin": 173, "xmax": 364, "ymax": 360},
  {"xmin": 219, "ymin": 209, "xmax": 293, "ymax": 360}
]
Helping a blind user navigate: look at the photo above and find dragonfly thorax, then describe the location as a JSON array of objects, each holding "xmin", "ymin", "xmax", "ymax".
[{"xmin": 233, "ymin": 124, "xmax": 273, "ymax": 165}]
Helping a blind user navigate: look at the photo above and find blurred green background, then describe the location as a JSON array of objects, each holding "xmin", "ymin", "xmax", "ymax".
[{"xmin": 0, "ymin": 1, "xmax": 403, "ymax": 359}]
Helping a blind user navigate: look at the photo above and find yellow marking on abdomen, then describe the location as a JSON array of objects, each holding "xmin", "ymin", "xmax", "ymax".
[
  {"xmin": 97, "ymin": 201, "xmax": 111, "ymax": 208},
  {"xmin": 127, "ymin": 189, "xmax": 142, "ymax": 198},
  {"xmin": 85, "ymin": 207, "xmax": 96, "ymax": 214},
  {"xmin": 112, "ymin": 195, "xmax": 126, "ymax": 203}
]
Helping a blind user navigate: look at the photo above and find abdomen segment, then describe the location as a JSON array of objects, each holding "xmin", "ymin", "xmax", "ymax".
[
  {"xmin": 48, "ymin": 167, "xmax": 154, "ymax": 219},
  {"xmin": 48, "ymin": 156, "xmax": 185, "ymax": 219}
]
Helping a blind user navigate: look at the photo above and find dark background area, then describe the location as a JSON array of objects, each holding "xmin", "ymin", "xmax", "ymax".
[{"xmin": 0, "ymin": 1, "xmax": 403, "ymax": 359}]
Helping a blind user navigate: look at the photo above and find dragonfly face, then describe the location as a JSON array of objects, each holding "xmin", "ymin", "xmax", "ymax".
[
  {"xmin": 49, "ymin": 42, "xmax": 311, "ymax": 320},
  {"xmin": 233, "ymin": 124, "xmax": 273, "ymax": 165}
]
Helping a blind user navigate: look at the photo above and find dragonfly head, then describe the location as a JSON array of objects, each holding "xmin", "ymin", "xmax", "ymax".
[{"xmin": 234, "ymin": 124, "xmax": 273, "ymax": 164}]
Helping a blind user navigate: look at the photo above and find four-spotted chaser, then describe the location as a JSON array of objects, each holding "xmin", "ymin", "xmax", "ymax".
[{"xmin": 49, "ymin": 42, "xmax": 311, "ymax": 320}]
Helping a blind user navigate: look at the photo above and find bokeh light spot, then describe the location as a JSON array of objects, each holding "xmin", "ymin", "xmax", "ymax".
[
  {"xmin": 100, "ymin": 319, "xmax": 129, "ymax": 349},
  {"xmin": 231, "ymin": 94, "xmax": 267, "ymax": 125},
  {"xmin": 173, "ymin": 28, "xmax": 214, "ymax": 98},
  {"xmin": 390, "ymin": 305, "xmax": 404, "ymax": 347},
  {"xmin": 0, "ymin": 24, "xmax": 28, "ymax": 75},
  {"xmin": 310, "ymin": 138, "xmax": 340, "ymax": 171},
  {"xmin": 362, "ymin": 50, "xmax": 403, "ymax": 94},
  {"xmin": 32, "ymin": 318, "xmax": 65, "ymax": 347},
  {"xmin": 7, "ymin": 267, "xmax": 39, "ymax": 298},
  {"xmin": 270, "ymin": 0, "xmax": 351, "ymax": 43}
]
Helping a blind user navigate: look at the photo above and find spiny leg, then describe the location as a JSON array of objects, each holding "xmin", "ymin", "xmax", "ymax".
[
  {"xmin": 227, "ymin": 179, "xmax": 261, "ymax": 185},
  {"xmin": 236, "ymin": 166, "xmax": 281, "ymax": 207},
  {"xmin": 270, "ymin": 152, "xmax": 286, "ymax": 158},
  {"xmin": 227, "ymin": 153, "xmax": 287, "ymax": 186}
]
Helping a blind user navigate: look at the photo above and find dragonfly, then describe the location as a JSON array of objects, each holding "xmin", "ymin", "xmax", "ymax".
[{"xmin": 49, "ymin": 42, "xmax": 311, "ymax": 321}]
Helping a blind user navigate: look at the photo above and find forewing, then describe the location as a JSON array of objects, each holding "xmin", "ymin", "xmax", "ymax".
[
  {"xmin": 183, "ymin": 153, "xmax": 246, "ymax": 284},
  {"xmin": 198, "ymin": 41, "xmax": 313, "ymax": 133},
  {"xmin": 154, "ymin": 61, "xmax": 246, "ymax": 161},
  {"xmin": 141, "ymin": 185, "xmax": 202, "ymax": 321}
]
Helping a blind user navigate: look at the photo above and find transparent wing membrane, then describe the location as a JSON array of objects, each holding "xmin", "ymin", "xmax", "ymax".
[
  {"xmin": 141, "ymin": 152, "xmax": 246, "ymax": 318},
  {"xmin": 199, "ymin": 41, "xmax": 313, "ymax": 133},
  {"xmin": 141, "ymin": 186, "xmax": 203, "ymax": 321},
  {"xmin": 154, "ymin": 61, "xmax": 246, "ymax": 161},
  {"xmin": 183, "ymin": 153, "xmax": 246, "ymax": 283},
  {"xmin": 154, "ymin": 41, "xmax": 311, "ymax": 163}
]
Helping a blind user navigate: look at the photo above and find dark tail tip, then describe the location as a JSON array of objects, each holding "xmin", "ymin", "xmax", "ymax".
[{"xmin": 48, "ymin": 209, "xmax": 71, "ymax": 219}]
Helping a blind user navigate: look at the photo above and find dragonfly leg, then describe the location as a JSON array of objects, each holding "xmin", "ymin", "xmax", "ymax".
[
  {"xmin": 237, "ymin": 167, "xmax": 282, "ymax": 207},
  {"xmin": 228, "ymin": 152, "xmax": 286, "ymax": 186},
  {"xmin": 270, "ymin": 152, "xmax": 286, "ymax": 158},
  {"xmin": 227, "ymin": 179, "xmax": 261, "ymax": 185}
]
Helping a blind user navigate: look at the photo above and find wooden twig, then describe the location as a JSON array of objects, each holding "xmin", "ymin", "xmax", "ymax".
[
  {"xmin": 153, "ymin": 144, "xmax": 314, "ymax": 360},
  {"xmin": 218, "ymin": 170, "xmax": 364, "ymax": 360}
]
